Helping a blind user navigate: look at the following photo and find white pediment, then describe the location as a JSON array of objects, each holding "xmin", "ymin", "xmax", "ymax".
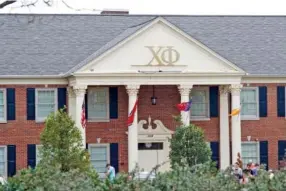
[{"xmin": 76, "ymin": 17, "xmax": 245, "ymax": 75}]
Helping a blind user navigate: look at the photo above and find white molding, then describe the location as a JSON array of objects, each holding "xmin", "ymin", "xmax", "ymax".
[
  {"xmin": 242, "ymin": 77, "xmax": 286, "ymax": 83},
  {"xmin": 0, "ymin": 146, "xmax": 7, "ymax": 178},
  {"xmin": 0, "ymin": 78, "xmax": 67, "ymax": 85},
  {"xmin": 0, "ymin": 89, "xmax": 7, "ymax": 123},
  {"xmin": 87, "ymin": 87, "xmax": 110, "ymax": 121},
  {"xmin": 74, "ymin": 17, "xmax": 245, "ymax": 75},
  {"xmin": 35, "ymin": 88, "xmax": 58, "ymax": 123},
  {"xmin": 241, "ymin": 87, "xmax": 260, "ymax": 121}
]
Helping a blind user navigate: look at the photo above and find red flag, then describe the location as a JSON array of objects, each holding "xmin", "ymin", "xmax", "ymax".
[
  {"xmin": 81, "ymin": 99, "xmax": 86, "ymax": 129},
  {"xmin": 176, "ymin": 100, "xmax": 192, "ymax": 111},
  {"xmin": 128, "ymin": 99, "xmax": 138, "ymax": 126}
]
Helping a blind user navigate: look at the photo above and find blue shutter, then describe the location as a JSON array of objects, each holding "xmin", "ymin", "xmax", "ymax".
[
  {"xmin": 27, "ymin": 88, "xmax": 35, "ymax": 120},
  {"xmin": 27, "ymin": 144, "xmax": 36, "ymax": 168},
  {"xmin": 209, "ymin": 86, "xmax": 219, "ymax": 117},
  {"xmin": 7, "ymin": 145, "xmax": 16, "ymax": 177},
  {"xmin": 86, "ymin": 143, "xmax": 89, "ymax": 150},
  {"xmin": 259, "ymin": 87, "xmax": 267, "ymax": 117},
  {"xmin": 110, "ymin": 143, "xmax": 119, "ymax": 173},
  {"xmin": 210, "ymin": 142, "xmax": 219, "ymax": 168},
  {"xmin": 109, "ymin": 87, "xmax": 118, "ymax": 119},
  {"xmin": 85, "ymin": 93, "xmax": 88, "ymax": 119},
  {"xmin": 7, "ymin": 88, "xmax": 15, "ymax": 120},
  {"xmin": 57, "ymin": 88, "xmax": 67, "ymax": 110},
  {"xmin": 278, "ymin": 141, "xmax": 286, "ymax": 163},
  {"xmin": 277, "ymin": 86, "xmax": 285, "ymax": 117},
  {"xmin": 260, "ymin": 141, "xmax": 268, "ymax": 170}
]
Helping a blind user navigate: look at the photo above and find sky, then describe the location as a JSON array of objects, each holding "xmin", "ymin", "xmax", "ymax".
[{"xmin": 1, "ymin": 0, "xmax": 286, "ymax": 15}]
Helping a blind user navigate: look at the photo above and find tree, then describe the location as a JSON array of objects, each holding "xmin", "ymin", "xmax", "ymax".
[
  {"xmin": 169, "ymin": 123, "xmax": 212, "ymax": 168},
  {"xmin": 39, "ymin": 108, "xmax": 90, "ymax": 172}
]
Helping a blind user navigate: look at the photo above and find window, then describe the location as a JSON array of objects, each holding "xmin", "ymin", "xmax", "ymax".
[
  {"xmin": 88, "ymin": 87, "xmax": 109, "ymax": 121},
  {"xmin": 36, "ymin": 89, "xmax": 57, "ymax": 122},
  {"xmin": 36, "ymin": 145, "xmax": 43, "ymax": 165},
  {"xmin": 0, "ymin": 146, "xmax": 6, "ymax": 177},
  {"xmin": 241, "ymin": 142, "xmax": 260, "ymax": 168},
  {"xmin": 241, "ymin": 87, "xmax": 259, "ymax": 119},
  {"xmin": 190, "ymin": 87, "xmax": 209, "ymax": 119},
  {"xmin": 89, "ymin": 144, "xmax": 110, "ymax": 174},
  {"xmin": 0, "ymin": 89, "xmax": 6, "ymax": 122}
]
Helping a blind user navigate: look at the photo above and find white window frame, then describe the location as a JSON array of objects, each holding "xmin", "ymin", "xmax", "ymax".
[
  {"xmin": 0, "ymin": 146, "xmax": 7, "ymax": 178},
  {"xmin": 36, "ymin": 145, "xmax": 43, "ymax": 165},
  {"xmin": 241, "ymin": 87, "xmax": 259, "ymax": 120},
  {"xmin": 35, "ymin": 88, "xmax": 58, "ymax": 122},
  {"xmin": 0, "ymin": 89, "xmax": 7, "ymax": 123},
  {"xmin": 87, "ymin": 87, "xmax": 110, "ymax": 122},
  {"xmin": 88, "ymin": 143, "xmax": 110, "ymax": 176},
  {"xmin": 241, "ymin": 141, "xmax": 260, "ymax": 168},
  {"xmin": 190, "ymin": 87, "xmax": 210, "ymax": 121}
]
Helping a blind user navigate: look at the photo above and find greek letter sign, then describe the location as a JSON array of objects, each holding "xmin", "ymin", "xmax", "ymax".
[{"xmin": 145, "ymin": 46, "xmax": 180, "ymax": 66}]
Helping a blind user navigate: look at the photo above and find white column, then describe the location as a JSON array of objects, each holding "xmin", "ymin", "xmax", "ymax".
[
  {"xmin": 178, "ymin": 84, "xmax": 193, "ymax": 126},
  {"xmin": 67, "ymin": 87, "xmax": 76, "ymax": 120},
  {"xmin": 219, "ymin": 85, "xmax": 230, "ymax": 169},
  {"xmin": 230, "ymin": 84, "xmax": 242, "ymax": 164},
  {"xmin": 126, "ymin": 84, "xmax": 140, "ymax": 172},
  {"xmin": 73, "ymin": 85, "xmax": 87, "ymax": 148}
]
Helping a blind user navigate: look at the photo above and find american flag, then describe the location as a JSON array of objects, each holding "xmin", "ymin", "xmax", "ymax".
[
  {"xmin": 128, "ymin": 99, "xmax": 138, "ymax": 126},
  {"xmin": 176, "ymin": 100, "xmax": 192, "ymax": 112},
  {"xmin": 81, "ymin": 99, "xmax": 86, "ymax": 129}
]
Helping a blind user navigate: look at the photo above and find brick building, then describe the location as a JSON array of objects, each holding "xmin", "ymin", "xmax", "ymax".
[{"xmin": 1, "ymin": 14, "xmax": 286, "ymax": 177}]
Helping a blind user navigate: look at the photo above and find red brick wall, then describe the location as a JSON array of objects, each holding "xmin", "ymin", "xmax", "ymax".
[{"xmin": 0, "ymin": 84, "xmax": 285, "ymax": 172}]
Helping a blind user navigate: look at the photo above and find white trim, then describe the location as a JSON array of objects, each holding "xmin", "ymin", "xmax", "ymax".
[
  {"xmin": 35, "ymin": 88, "xmax": 58, "ymax": 123},
  {"xmin": 0, "ymin": 89, "xmax": 7, "ymax": 123},
  {"xmin": 87, "ymin": 87, "xmax": 110, "ymax": 122},
  {"xmin": 241, "ymin": 87, "xmax": 260, "ymax": 121},
  {"xmin": 0, "ymin": 146, "xmax": 7, "ymax": 178},
  {"xmin": 0, "ymin": 78, "xmax": 67, "ymax": 85},
  {"xmin": 241, "ymin": 141, "xmax": 260, "ymax": 166},
  {"xmin": 75, "ymin": 17, "xmax": 245, "ymax": 75},
  {"xmin": 190, "ymin": 87, "xmax": 210, "ymax": 120},
  {"xmin": 88, "ymin": 143, "xmax": 110, "ymax": 174}
]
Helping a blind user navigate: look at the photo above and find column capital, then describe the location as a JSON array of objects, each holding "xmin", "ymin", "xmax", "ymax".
[
  {"xmin": 67, "ymin": 87, "xmax": 75, "ymax": 98},
  {"xmin": 73, "ymin": 85, "xmax": 87, "ymax": 96},
  {"xmin": 126, "ymin": 84, "xmax": 140, "ymax": 96},
  {"xmin": 230, "ymin": 84, "xmax": 243, "ymax": 95},
  {"xmin": 178, "ymin": 84, "xmax": 193, "ymax": 96},
  {"xmin": 219, "ymin": 85, "xmax": 231, "ymax": 95}
]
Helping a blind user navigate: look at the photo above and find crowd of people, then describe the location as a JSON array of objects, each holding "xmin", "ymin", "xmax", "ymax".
[{"xmin": 233, "ymin": 162, "xmax": 274, "ymax": 184}]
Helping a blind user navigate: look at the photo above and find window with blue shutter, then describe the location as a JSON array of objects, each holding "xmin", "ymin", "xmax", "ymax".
[
  {"xmin": 278, "ymin": 141, "xmax": 286, "ymax": 165},
  {"xmin": 57, "ymin": 88, "xmax": 67, "ymax": 111},
  {"xmin": 7, "ymin": 145, "xmax": 16, "ymax": 177},
  {"xmin": 27, "ymin": 88, "xmax": 35, "ymax": 120},
  {"xmin": 110, "ymin": 143, "xmax": 119, "ymax": 173},
  {"xmin": 27, "ymin": 144, "xmax": 36, "ymax": 168},
  {"xmin": 7, "ymin": 88, "xmax": 15, "ymax": 120},
  {"xmin": 260, "ymin": 141, "xmax": 268, "ymax": 170},
  {"xmin": 259, "ymin": 87, "xmax": 267, "ymax": 117},
  {"xmin": 277, "ymin": 86, "xmax": 285, "ymax": 117},
  {"xmin": 109, "ymin": 87, "xmax": 118, "ymax": 119},
  {"xmin": 209, "ymin": 86, "xmax": 219, "ymax": 117},
  {"xmin": 210, "ymin": 142, "xmax": 219, "ymax": 168}
]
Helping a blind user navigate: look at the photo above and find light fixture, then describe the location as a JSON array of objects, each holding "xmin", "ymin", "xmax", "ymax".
[
  {"xmin": 145, "ymin": 142, "xmax": 152, "ymax": 148},
  {"xmin": 97, "ymin": 138, "xmax": 101, "ymax": 143},
  {"xmin": 247, "ymin": 136, "xmax": 251, "ymax": 142},
  {"xmin": 151, "ymin": 85, "xmax": 157, "ymax": 105}
]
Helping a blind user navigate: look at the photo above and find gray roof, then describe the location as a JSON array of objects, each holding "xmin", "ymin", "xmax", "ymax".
[{"xmin": 0, "ymin": 14, "xmax": 286, "ymax": 76}]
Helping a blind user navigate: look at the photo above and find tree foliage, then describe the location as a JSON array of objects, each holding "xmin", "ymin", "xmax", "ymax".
[
  {"xmin": 39, "ymin": 108, "xmax": 90, "ymax": 172},
  {"xmin": 169, "ymin": 123, "xmax": 212, "ymax": 168}
]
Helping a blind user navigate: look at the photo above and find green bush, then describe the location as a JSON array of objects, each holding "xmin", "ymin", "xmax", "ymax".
[{"xmin": 169, "ymin": 124, "xmax": 212, "ymax": 168}]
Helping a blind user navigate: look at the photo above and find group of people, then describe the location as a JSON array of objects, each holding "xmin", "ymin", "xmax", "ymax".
[{"xmin": 233, "ymin": 162, "xmax": 261, "ymax": 184}]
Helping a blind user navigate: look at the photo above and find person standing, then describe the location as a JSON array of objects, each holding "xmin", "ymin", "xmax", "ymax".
[{"xmin": 106, "ymin": 163, "xmax": 116, "ymax": 182}]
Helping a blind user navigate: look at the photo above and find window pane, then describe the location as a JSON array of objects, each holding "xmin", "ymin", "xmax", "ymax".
[
  {"xmin": 37, "ymin": 90, "xmax": 55, "ymax": 119},
  {"xmin": 0, "ymin": 148, "xmax": 5, "ymax": 176},
  {"xmin": 0, "ymin": 91, "xmax": 3, "ymax": 105},
  {"xmin": 90, "ymin": 146, "xmax": 108, "ymax": 173},
  {"xmin": 0, "ymin": 106, "xmax": 4, "ymax": 119},
  {"xmin": 88, "ymin": 88, "xmax": 108, "ymax": 119},
  {"xmin": 241, "ymin": 89, "xmax": 258, "ymax": 117},
  {"xmin": 190, "ymin": 89, "xmax": 208, "ymax": 117},
  {"xmin": 241, "ymin": 143, "xmax": 259, "ymax": 168},
  {"xmin": 0, "ymin": 162, "xmax": 5, "ymax": 176}
]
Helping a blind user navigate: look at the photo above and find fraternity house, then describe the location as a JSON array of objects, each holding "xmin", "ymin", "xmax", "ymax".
[{"xmin": 1, "ymin": 14, "xmax": 286, "ymax": 177}]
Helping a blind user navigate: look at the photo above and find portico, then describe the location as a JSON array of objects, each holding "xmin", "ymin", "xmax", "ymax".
[{"xmin": 66, "ymin": 17, "xmax": 246, "ymax": 171}]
